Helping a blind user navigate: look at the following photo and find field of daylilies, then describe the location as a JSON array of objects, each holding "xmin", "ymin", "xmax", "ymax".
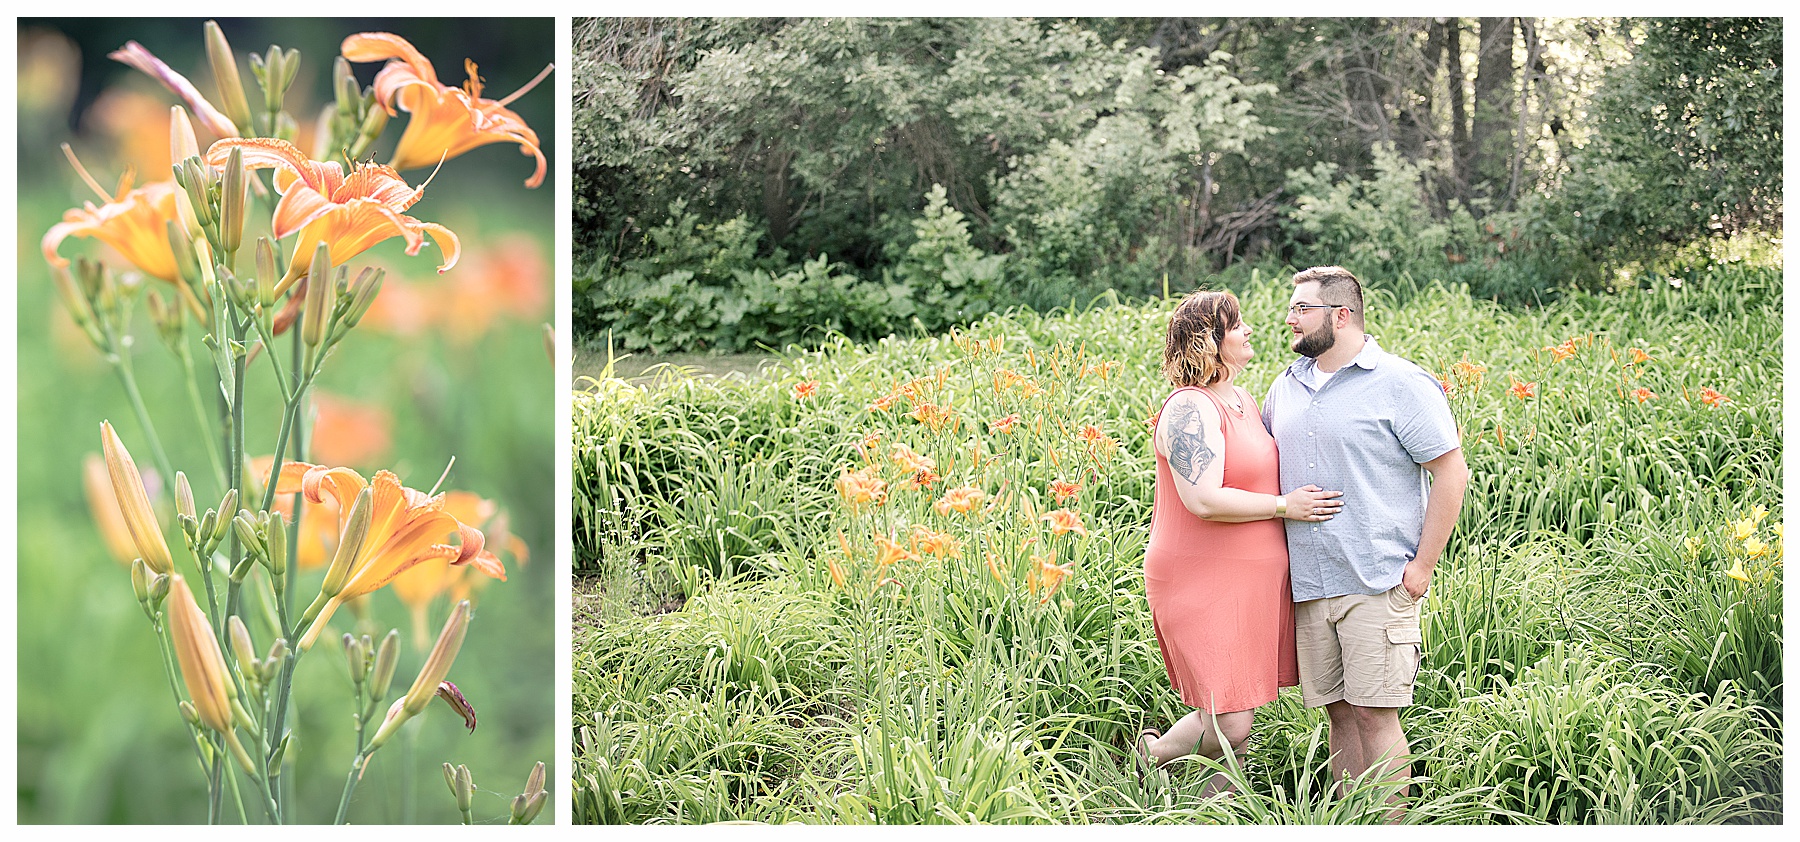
[{"xmin": 573, "ymin": 260, "xmax": 1782, "ymax": 824}]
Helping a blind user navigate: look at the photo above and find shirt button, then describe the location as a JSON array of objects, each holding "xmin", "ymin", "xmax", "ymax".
[
  {"xmin": 1311, "ymin": 526, "xmax": 1319, "ymax": 532},
  {"xmin": 1307, "ymin": 431, "xmax": 1314, "ymax": 437},
  {"xmin": 1312, "ymin": 401, "xmax": 1319, "ymax": 407},
  {"xmin": 1308, "ymin": 462, "xmax": 1315, "ymax": 468}
]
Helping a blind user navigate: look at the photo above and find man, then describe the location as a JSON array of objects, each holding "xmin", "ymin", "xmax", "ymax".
[{"xmin": 1262, "ymin": 266, "xmax": 1469, "ymax": 805}]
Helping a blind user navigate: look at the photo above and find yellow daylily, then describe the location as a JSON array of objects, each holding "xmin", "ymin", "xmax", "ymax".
[
  {"xmin": 1730, "ymin": 516, "xmax": 1756, "ymax": 542},
  {"xmin": 1725, "ymin": 558, "xmax": 1751, "ymax": 583},
  {"xmin": 276, "ymin": 461, "xmax": 504, "ymax": 649},
  {"xmin": 204, "ymin": 137, "xmax": 459, "ymax": 294},
  {"xmin": 43, "ymin": 157, "xmax": 183, "ymax": 283},
  {"xmin": 342, "ymin": 33, "xmax": 550, "ymax": 188}
]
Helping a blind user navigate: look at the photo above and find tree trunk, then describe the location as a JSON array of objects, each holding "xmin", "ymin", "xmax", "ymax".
[
  {"xmin": 1444, "ymin": 18, "xmax": 1471, "ymax": 208},
  {"xmin": 762, "ymin": 142, "xmax": 793, "ymax": 243},
  {"xmin": 1472, "ymin": 16, "xmax": 1516, "ymax": 204}
]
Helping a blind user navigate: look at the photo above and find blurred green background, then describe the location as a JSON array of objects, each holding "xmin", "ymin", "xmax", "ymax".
[{"xmin": 16, "ymin": 18, "xmax": 555, "ymax": 823}]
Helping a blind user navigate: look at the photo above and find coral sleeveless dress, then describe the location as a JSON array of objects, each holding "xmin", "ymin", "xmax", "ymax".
[{"xmin": 1144, "ymin": 385, "xmax": 1299, "ymax": 713}]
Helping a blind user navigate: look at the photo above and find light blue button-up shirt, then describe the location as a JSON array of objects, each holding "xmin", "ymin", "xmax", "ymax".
[{"xmin": 1263, "ymin": 336, "xmax": 1460, "ymax": 602}]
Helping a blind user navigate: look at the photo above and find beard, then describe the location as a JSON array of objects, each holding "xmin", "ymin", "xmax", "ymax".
[{"xmin": 1291, "ymin": 319, "xmax": 1336, "ymax": 358}]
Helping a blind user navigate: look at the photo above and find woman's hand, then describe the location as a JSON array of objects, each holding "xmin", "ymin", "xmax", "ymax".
[{"xmin": 1281, "ymin": 484, "xmax": 1343, "ymax": 521}]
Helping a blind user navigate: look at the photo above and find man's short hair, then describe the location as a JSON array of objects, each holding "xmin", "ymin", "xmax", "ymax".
[{"xmin": 1292, "ymin": 266, "xmax": 1364, "ymax": 326}]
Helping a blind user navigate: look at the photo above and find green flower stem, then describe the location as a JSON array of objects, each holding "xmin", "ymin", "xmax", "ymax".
[{"xmin": 335, "ymin": 750, "xmax": 376, "ymax": 824}]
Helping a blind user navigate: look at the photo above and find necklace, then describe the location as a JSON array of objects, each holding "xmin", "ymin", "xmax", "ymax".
[{"xmin": 1205, "ymin": 383, "xmax": 1245, "ymax": 417}]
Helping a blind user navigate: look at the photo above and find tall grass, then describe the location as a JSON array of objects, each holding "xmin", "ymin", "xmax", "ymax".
[{"xmin": 573, "ymin": 264, "xmax": 1781, "ymax": 824}]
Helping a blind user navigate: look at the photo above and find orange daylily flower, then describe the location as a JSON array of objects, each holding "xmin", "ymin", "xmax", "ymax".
[
  {"xmin": 1042, "ymin": 509, "xmax": 1089, "ymax": 537},
  {"xmin": 985, "ymin": 551, "xmax": 1006, "ymax": 584},
  {"xmin": 1509, "ymin": 380, "xmax": 1536, "ymax": 400},
  {"xmin": 1699, "ymin": 387, "xmax": 1731, "ymax": 407},
  {"xmin": 933, "ymin": 484, "xmax": 990, "ymax": 517},
  {"xmin": 792, "ymin": 380, "xmax": 819, "ymax": 401},
  {"xmin": 989, "ymin": 414, "xmax": 1021, "ymax": 435},
  {"xmin": 342, "ymin": 33, "xmax": 550, "ymax": 188},
  {"xmin": 205, "ymin": 137, "xmax": 460, "ymax": 293},
  {"xmin": 890, "ymin": 443, "xmax": 936, "ymax": 474},
  {"xmin": 1027, "ymin": 550, "xmax": 1073, "ymax": 601},
  {"xmin": 1631, "ymin": 388, "xmax": 1656, "ymax": 403},
  {"xmin": 1545, "ymin": 339, "xmax": 1578, "ymax": 363},
  {"xmin": 1049, "ymin": 479, "xmax": 1081, "ymax": 505},
  {"xmin": 1078, "ymin": 425, "xmax": 1107, "ymax": 444},
  {"xmin": 907, "ymin": 468, "xmax": 942, "ymax": 490},
  {"xmin": 873, "ymin": 532, "xmax": 918, "ymax": 568},
  {"xmin": 908, "ymin": 402, "xmax": 955, "ymax": 432},
  {"xmin": 391, "ymin": 491, "xmax": 526, "ymax": 645},
  {"xmin": 909, "ymin": 525, "xmax": 963, "ymax": 559},
  {"xmin": 275, "ymin": 461, "xmax": 504, "ymax": 649},
  {"xmin": 1628, "ymin": 347, "xmax": 1652, "ymax": 365},
  {"xmin": 43, "ymin": 157, "xmax": 183, "ymax": 283},
  {"xmin": 835, "ymin": 465, "xmax": 888, "ymax": 509}
]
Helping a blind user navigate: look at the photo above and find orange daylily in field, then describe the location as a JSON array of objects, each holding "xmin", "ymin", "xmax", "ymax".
[
  {"xmin": 1049, "ymin": 479, "xmax": 1081, "ymax": 505},
  {"xmin": 391, "ymin": 491, "xmax": 526, "ymax": 645},
  {"xmin": 909, "ymin": 524, "xmax": 962, "ymax": 559},
  {"xmin": 890, "ymin": 443, "xmax": 935, "ymax": 474},
  {"xmin": 1509, "ymin": 380, "xmax": 1536, "ymax": 400},
  {"xmin": 1699, "ymin": 387, "xmax": 1731, "ymax": 407},
  {"xmin": 275, "ymin": 461, "xmax": 504, "ymax": 649},
  {"xmin": 933, "ymin": 484, "xmax": 990, "ymax": 517},
  {"xmin": 205, "ymin": 137, "xmax": 460, "ymax": 293},
  {"xmin": 793, "ymin": 380, "xmax": 819, "ymax": 401},
  {"xmin": 835, "ymin": 465, "xmax": 888, "ymax": 509},
  {"xmin": 342, "ymin": 33, "xmax": 550, "ymax": 188},
  {"xmin": 1631, "ymin": 388, "xmax": 1656, "ymax": 403},
  {"xmin": 989, "ymin": 414, "xmax": 1021, "ymax": 435},
  {"xmin": 43, "ymin": 168, "xmax": 183, "ymax": 283},
  {"xmin": 1042, "ymin": 508, "xmax": 1089, "ymax": 537}
]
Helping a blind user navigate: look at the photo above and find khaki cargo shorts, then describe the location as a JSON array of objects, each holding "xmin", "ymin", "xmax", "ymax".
[{"xmin": 1293, "ymin": 583, "xmax": 1425, "ymax": 708}]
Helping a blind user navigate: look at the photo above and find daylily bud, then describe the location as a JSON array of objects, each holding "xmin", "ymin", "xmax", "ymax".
[
  {"xmin": 229, "ymin": 615, "xmax": 258, "ymax": 679},
  {"xmin": 254, "ymin": 238, "xmax": 277, "ymax": 305},
  {"xmin": 100, "ymin": 421, "xmax": 173, "ymax": 575},
  {"xmin": 512, "ymin": 762, "xmax": 547, "ymax": 825},
  {"xmin": 261, "ymin": 638, "xmax": 288, "ymax": 683},
  {"xmin": 214, "ymin": 489, "xmax": 238, "ymax": 543},
  {"xmin": 168, "ymin": 575, "xmax": 234, "ymax": 735},
  {"xmin": 445, "ymin": 763, "xmax": 475, "ymax": 815},
  {"xmin": 204, "ymin": 21, "xmax": 254, "ymax": 137},
  {"xmin": 370, "ymin": 629, "xmax": 400, "ymax": 699},
  {"xmin": 219, "ymin": 145, "xmax": 247, "ymax": 254},
  {"xmin": 367, "ymin": 600, "xmax": 470, "ymax": 750},
  {"xmin": 196, "ymin": 509, "xmax": 218, "ymax": 552},
  {"xmin": 333, "ymin": 56, "xmax": 361, "ymax": 113},
  {"xmin": 166, "ymin": 220, "xmax": 203, "ymax": 287},
  {"xmin": 302, "ymin": 243, "xmax": 333, "ymax": 349},
  {"xmin": 174, "ymin": 472, "xmax": 196, "ymax": 521},
  {"xmin": 179, "ymin": 700, "xmax": 200, "ymax": 727},
  {"xmin": 344, "ymin": 267, "xmax": 384, "ymax": 328},
  {"xmin": 352, "ymin": 103, "xmax": 388, "ymax": 160},
  {"xmin": 173, "ymin": 157, "xmax": 218, "ymax": 229},
  {"xmin": 233, "ymin": 510, "xmax": 265, "ymax": 560},
  {"xmin": 150, "ymin": 571, "xmax": 171, "ymax": 604},
  {"xmin": 344, "ymin": 632, "xmax": 366, "ymax": 685},
  {"xmin": 322, "ymin": 485, "xmax": 372, "ymax": 598},
  {"xmin": 264, "ymin": 519, "xmax": 287, "ymax": 578},
  {"xmin": 169, "ymin": 107, "xmax": 200, "ymax": 175},
  {"xmin": 131, "ymin": 558, "xmax": 153, "ymax": 610},
  {"xmin": 512, "ymin": 789, "xmax": 547, "ymax": 825}
]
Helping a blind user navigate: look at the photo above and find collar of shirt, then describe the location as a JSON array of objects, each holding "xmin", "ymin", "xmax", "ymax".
[{"xmin": 1284, "ymin": 334, "xmax": 1385, "ymax": 389}]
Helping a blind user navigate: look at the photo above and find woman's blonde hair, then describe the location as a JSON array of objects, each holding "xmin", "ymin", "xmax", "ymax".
[{"xmin": 1162, "ymin": 290, "xmax": 1242, "ymax": 388}]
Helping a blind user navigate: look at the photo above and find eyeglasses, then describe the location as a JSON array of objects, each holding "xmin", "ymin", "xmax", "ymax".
[{"xmin": 1287, "ymin": 303, "xmax": 1355, "ymax": 316}]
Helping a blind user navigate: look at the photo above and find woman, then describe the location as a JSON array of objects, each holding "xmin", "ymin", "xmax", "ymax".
[{"xmin": 1138, "ymin": 290, "xmax": 1342, "ymax": 789}]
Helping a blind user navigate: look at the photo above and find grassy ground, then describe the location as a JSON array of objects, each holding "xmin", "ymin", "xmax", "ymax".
[{"xmin": 572, "ymin": 263, "xmax": 1782, "ymax": 824}]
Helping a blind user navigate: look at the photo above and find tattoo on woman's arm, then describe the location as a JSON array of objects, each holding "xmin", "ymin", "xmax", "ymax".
[{"xmin": 1167, "ymin": 401, "xmax": 1214, "ymax": 483}]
